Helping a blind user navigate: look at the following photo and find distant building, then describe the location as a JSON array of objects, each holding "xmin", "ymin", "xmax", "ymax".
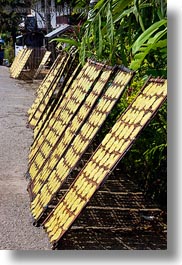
[{"xmin": 32, "ymin": 0, "xmax": 71, "ymax": 31}]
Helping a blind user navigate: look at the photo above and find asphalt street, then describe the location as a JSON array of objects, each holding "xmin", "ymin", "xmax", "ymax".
[{"xmin": 0, "ymin": 66, "xmax": 50, "ymax": 250}]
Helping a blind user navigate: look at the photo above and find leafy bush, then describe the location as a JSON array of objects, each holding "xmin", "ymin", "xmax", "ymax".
[
  {"xmin": 53, "ymin": 0, "xmax": 167, "ymax": 209},
  {"xmin": 4, "ymin": 44, "xmax": 14, "ymax": 64},
  {"xmin": 121, "ymin": 103, "xmax": 167, "ymax": 209}
]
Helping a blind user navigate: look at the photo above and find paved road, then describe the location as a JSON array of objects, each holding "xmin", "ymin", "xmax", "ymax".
[{"xmin": 0, "ymin": 66, "xmax": 50, "ymax": 250}]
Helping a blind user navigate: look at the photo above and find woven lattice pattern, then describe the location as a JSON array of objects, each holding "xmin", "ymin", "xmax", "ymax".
[
  {"xmin": 10, "ymin": 48, "xmax": 33, "ymax": 78},
  {"xmin": 30, "ymin": 69, "xmax": 133, "ymax": 221},
  {"xmin": 27, "ymin": 54, "xmax": 63, "ymax": 118},
  {"xmin": 10, "ymin": 49, "xmax": 25, "ymax": 74},
  {"xmin": 55, "ymin": 168, "xmax": 166, "ymax": 250},
  {"xmin": 28, "ymin": 53, "xmax": 70, "ymax": 127},
  {"xmin": 42, "ymin": 78, "xmax": 167, "ymax": 245},
  {"xmin": 59, "ymin": 229, "xmax": 167, "ymax": 250},
  {"xmin": 32, "ymin": 62, "xmax": 81, "ymax": 142},
  {"xmin": 33, "ymin": 63, "xmax": 81, "ymax": 140},
  {"xmin": 28, "ymin": 63, "xmax": 87, "ymax": 163},
  {"xmin": 30, "ymin": 67, "xmax": 113, "ymax": 195},
  {"xmin": 28, "ymin": 61, "xmax": 103, "ymax": 166},
  {"xmin": 34, "ymin": 51, "xmax": 51, "ymax": 79}
]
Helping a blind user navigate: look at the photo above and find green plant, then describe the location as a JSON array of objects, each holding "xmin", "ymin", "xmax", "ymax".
[
  {"xmin": 4, "ymin": 44, "xmax": 14, "ymax": 64},
  {"xmin": 130, "ymin": 19, "xmax": 167, "ymax": 70},
  {"xmin": 52, "ymin": 0, "xmax": 167, "ymax": 209},
  {"xmin": 121, "ymin": 103, "xmax": 167, "ymax": 208},
  {"xmin": 52, "ymin": 0, "xmax": 167, "ymax": 72}
]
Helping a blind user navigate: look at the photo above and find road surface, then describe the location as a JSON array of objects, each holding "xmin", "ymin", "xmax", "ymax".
[{"xmin": 0, "ymin": 66, "xmax": 50, "ymax": 250}]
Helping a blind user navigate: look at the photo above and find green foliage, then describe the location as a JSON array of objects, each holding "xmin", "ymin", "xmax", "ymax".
[
  {"xmin": 121, "ymin": 103, "xmax": 167, "ymax": 208},
  {"xmin": 53, "ymin": 0, "xmax": 167, "ymax": 72},
  {"xmin": 4, "ymin": 44, "xmax": 14, "ymax": 64},
  {"xmin": 130, "ymin": 19, "xmax": 167, "ymax": 70},
  {"xmin": 50, "ymin": 37, "xmax": 80, "ymax": 49},
  {"xmin": 49, "ymin": 0, "xmax": 168, "ymax": 208},
  {"xmin": 0, "ymin": 0, "xmax": 31, "ymax": 42}
]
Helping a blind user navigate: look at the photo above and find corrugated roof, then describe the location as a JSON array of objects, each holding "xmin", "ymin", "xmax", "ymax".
[{"xmin": 45, "ymin": 24, "xmax": 71, "ymax": 39}]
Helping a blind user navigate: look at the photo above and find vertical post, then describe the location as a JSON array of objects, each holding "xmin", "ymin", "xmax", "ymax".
[{"xmin": 44, "ymin": 0, "xmax": 52, "ymax": 33}]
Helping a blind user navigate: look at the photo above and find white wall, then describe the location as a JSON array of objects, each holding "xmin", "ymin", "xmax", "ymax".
[{"xmin": 32, "ymin": 0, "xmax": 71, "ymax": 30}]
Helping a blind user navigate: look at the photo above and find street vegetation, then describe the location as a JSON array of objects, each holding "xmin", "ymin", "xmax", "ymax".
[
  {"xmin": 0, "ymin": 0, "xmax": 167, "ymax": 209},
  {"xmin": 54, "ymin": 0, "xmax": 167, "ymax": 209}
]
